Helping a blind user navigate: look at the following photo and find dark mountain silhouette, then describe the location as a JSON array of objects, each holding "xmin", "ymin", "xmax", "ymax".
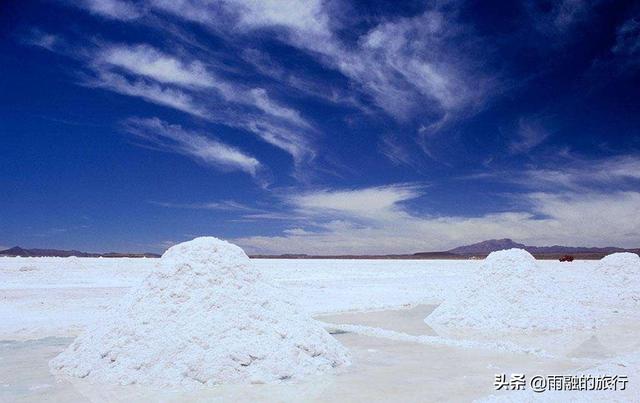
[
  {"xmin": 0, "ymin": 247, "xmax": 30, "ymax": 256},
  {"xmin": 1, "ymin": 240, "xmax": 638, "ymax": 260},
  {"xmin": 0, "ymin": 246, "xmax": 160, "ymax": 258},
  {"xmin": 448, "ymin": 239, "xmax": 526, "ymax": 255},
  {"xmin": 446, "ymin": 238, "xmax": 635, "ymax": 259},
  {"xmin": 254, "ymin": 239, "xmax": 638, "ymax": 260}
]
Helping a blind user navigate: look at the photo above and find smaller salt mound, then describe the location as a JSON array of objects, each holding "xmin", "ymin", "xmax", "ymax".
[
  {"xmin": 599, "ymin": 252, "xmax": 640, "ymax": 273},
  {"xmin": 595, "ymin": 252, "xmax": 640, "ymax": 308},
  {"xmin": 50, "ymin": 237, "xmax": 350, "ymax": 386},
  {"xmin": 426, "ymin": 248, "xmax": 594, "ymax": 332},
  {"xmin": 65, "ymin": 256, "xmax": 86, "ymax": 270}
]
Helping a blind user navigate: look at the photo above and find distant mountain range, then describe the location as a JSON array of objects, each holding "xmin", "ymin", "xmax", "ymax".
[
  {"xmin": 1, "ymin": 239, "xmax": 638, "ymax": 259},
  {"xmin": 0, "ymin": 246, "xmax": 160, "ymax": 258},
  {"xmin": 447, "ymin": 238, "xmax": 527, "ymax": 254},
  {"xmin": 253, "ymin": 238, "xmax": 640, "ymax": 260},
  {"xmin": 446, "ymin": 238, "xmax": 632, "ymax": 256}
]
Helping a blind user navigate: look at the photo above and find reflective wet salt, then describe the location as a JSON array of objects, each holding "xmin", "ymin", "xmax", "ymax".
[{"xmin": 2, "ymin": 304, "xmax": 639, "ymax": 402}]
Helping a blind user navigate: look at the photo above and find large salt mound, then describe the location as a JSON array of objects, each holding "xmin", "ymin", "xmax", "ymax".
[
  {"xmin": 425, "ymin": 248, "xmax": 594, "ymax": 332},
  {"xmin": 50, "ymin": 237, "xmax": 350, "ymax": 386},
  {"xmin": 595, "ymin": 252, "xmax": 640, "ymax": 308}
]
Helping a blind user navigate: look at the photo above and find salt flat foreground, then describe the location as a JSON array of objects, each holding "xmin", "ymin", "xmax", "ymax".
[
  {"xmin": 0, "ymin": 257, "xmax": 477, "ymax": 341},
  {"xmin": 1, "ymin": 257, "xmax": 639, "ymax": 402}
]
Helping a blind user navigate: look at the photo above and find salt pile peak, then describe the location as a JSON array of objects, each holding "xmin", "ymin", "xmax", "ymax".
[
  {"xmin": 596, "ymin": 252, "xmax": 640, "ymax": 309},
  {"xmin": 598, "ymin": 252, "xmax": 640, "ymax": 275},
  {"xmin": 50, "ymin": 237, "xmax": 350, "ymax": 386},
  {"xmin": 425, "ymin": 248, "xmax": 595, "ymax": 332}
]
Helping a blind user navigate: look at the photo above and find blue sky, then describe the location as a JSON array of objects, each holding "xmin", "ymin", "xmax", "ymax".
[{"xmin": 1, "ymin": 0, "xmax": 639, "ymax": 254}]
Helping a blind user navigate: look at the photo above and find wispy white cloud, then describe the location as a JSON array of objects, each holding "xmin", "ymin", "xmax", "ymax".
[
  {"xmin": 52, "ymin": 0, "xmax": 506, "ymax": 164},
  {"xmin": 378, "ymin": 133, "xmax": 422, "ymax": 169},
  {"xmin": 96, "ymin": 44, "xmax": 316, "ymax": 164},
  {"xmin": 151, "ymin": 198, "xmax": 312, "ymax": 222},
  {"xmin": 150, "ymin": 200, "xmax": 257, "ymax": 211},
  {"xmin": 240, "ymin": 48, "xmax": 367, "ymax": 109},
  {"xmin": 460, "ymin": 152, "xmax": 640, "ymax": 192},
  {"xmin": 612, "ymin": 16, "xmax": 640, "ymax": 61},
  {"xmin": 305, "ymin": 9, "xmax": 492, "ymax": 125},
  {"xmin": 244, "ymin": 119, "xmax": 314, "ymax": 165},
  {"xmin": 524, "ymin": 0, "xmax": 595, "ymax": 37},
  {"xmin": 25, "ymin": 36, "xmax": 316, "ymax": 167},
  {"xmin": 519, "ymin": 154, "xmax": 640, "ymax": 190},
  {"xmin": 239, "ymin": 212, "xmax": 306, "ymax": 221},
  {"xmin": 234, "ymin": 184, "xmax": 640, "ymax": 254},
  {"xmin": 89, "ymin": 70, "xmax": 211, "ymax": 117},
  {"xmin": 290, "ymin": 184, "xmax": 421, "ymax": 221},
  {"xmin": 22, "ymin": 30, "xmax": 60, "ymax": 51},
  {"xmin": 234, "ymin": 156, "xmax": 640, "ymax": 253},
  {"xmin": 146, "ymin": 0, "xmax": 495, "ymax": 128},
  {"xmin": 166, "ymin": 1, "xmax": 501, "ymax": 164},
  {"xmin": 349, "ymin": 11, "xmax": 474, "ymax": 117},
  {"xmin": 230, "ymin": 0, "xmax": 328, "ymax": 35},
  {"xmin": 123, "ymin": 117, "xmax": 262, "ymax": 177},
  {"xmin": 509, "ymin": 116, "xmax": 552, "ymax": 154},
  {"xmin": 248, "ymin": 88, "xmax": 311, "ymax": 129},
  {"xmin": 78, "ymin": 0, "xmax": 142, "ymax": 21},
  {"xmin": 585, "ymin": 13, "xmax": 640, "ymax": 81},
  {"xmin": 149, "ymin": 0, "xmax": 328, "ymax": 37},
  {"xmin": 97, "ymin": 44, "xmax": 313, "ymax": 128},
  {"xmin": 101, "ymin": 44, "xmax": 217, "ymax": 88}
]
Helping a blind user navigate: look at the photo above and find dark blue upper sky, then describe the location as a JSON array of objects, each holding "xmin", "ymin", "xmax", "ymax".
[{"xmin": 1, "ymin": 0, "xmax": 639, "ymax": 254}]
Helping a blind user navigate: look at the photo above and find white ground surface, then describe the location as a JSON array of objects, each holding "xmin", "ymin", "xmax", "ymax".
[
  {"xmin": 0, "ymin": 257, "xmax": 482, "ymax": 340},
  {"xmin": 1, "ymin": 257, "xmax": 638, "ymax": 402}
]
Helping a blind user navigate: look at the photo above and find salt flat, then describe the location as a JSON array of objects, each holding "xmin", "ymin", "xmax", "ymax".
[
  {"xmin": 0, "ymin": 257, "xmax": 482, "ymax": 340},
  {"xmin": 1, "ymin": 256, "xmax": 638, "ymax": 402}
]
